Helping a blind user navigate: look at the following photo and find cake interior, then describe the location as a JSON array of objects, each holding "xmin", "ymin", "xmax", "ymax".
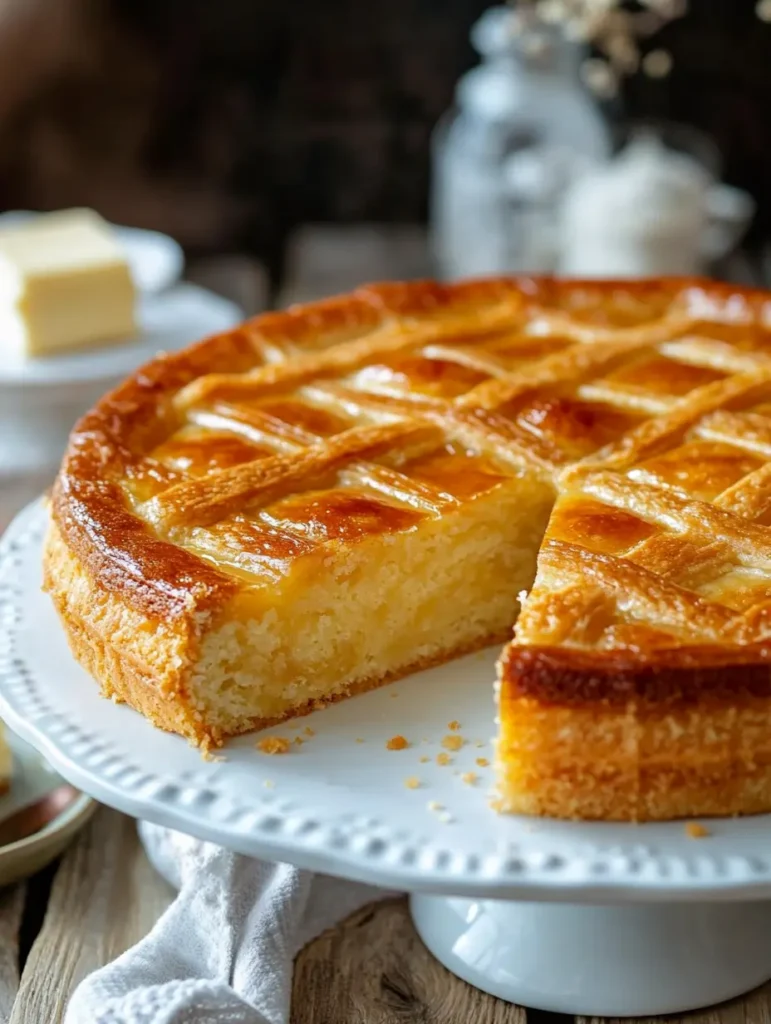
[{"xmin": 180, "ymin": 466, "xmax": 554, "ymax": 734}]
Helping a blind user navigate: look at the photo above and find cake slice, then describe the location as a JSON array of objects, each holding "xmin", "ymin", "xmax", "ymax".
[{"xmin": 498, "ymin": 371, "xmax": 771, "ymax": 820}]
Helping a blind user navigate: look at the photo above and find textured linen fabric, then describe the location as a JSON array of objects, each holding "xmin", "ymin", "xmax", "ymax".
[{"xmin": 66, "ymin": 821, "xmax": 391, "ymax": 1024}]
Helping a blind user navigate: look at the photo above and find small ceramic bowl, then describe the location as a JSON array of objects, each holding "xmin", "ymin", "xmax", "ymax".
[{"xmin": 0, "ymin": 729, "xmax": 95, "ymax": 887}]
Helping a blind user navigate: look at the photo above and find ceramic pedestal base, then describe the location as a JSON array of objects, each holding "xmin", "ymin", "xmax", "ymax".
[{"xmin": 411, "ymin": 894, "xmax": 771, "ymax": 1016}]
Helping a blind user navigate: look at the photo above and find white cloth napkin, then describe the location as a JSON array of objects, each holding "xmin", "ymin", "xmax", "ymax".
[{"xmin": 65, "ymin": 821, "xmax": 392, "ymax": 1024}]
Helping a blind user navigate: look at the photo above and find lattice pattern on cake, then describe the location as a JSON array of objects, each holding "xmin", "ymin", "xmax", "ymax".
[
  {"xmin": 108, "ymin": 278, "xmax": 771, "ymax": 626},
  {"xmin": 512, "ymin": 327, "xmax": 771, "ymax": 651}
]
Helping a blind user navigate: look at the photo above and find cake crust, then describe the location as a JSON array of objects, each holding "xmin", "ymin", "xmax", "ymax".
[{"xmin": 500, "ymin": 643, "xmax": 771, "ymax": 706}]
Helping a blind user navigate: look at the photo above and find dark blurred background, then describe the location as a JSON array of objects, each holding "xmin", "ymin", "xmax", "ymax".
[{"xmin": 0, "ymin": 0, "xmax": 767, "ymax": 290}]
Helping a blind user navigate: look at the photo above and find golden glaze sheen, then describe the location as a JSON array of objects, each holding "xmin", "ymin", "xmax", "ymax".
[{"xmin": 43, "ymin": 276, "xmax": 771, "ymax": 820}]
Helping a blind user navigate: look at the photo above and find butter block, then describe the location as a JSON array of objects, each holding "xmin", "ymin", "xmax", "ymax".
[{"xmin": 0, "ymin": 208, "xmax": 137, "ymax": 357}]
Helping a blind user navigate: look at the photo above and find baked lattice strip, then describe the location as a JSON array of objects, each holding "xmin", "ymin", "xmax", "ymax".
[
  {"xmin": 695, "ymin": 410, "xmax": 771, "ymax": 459},
  {"xmin": 572, "ymin": 470, "xmax": 771, "ymax": 573},
  {"xmin": 530, "ymin": 538, "xmax": 742, "ymax": 643},
  {"xmin": 144, "ymin": 420, "xmax": 446, "ymax": 530},
  {"xmin": 577, "ymin": 369, "xmax": 771, "ymax": 472},
  {"xmin": 175, "ymin": 291, "xmax": 528, "ymax": 412}
]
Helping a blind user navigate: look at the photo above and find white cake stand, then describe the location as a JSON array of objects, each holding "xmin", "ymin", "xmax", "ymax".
[{"xmin": 4, "ymin": 500, "xmax": 771, "ymax": 1017}]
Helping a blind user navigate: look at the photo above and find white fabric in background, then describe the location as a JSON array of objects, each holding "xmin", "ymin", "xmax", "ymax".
[{"xmin": 65, "ymin": 821, "xmax": 392, "ymax": 1024}]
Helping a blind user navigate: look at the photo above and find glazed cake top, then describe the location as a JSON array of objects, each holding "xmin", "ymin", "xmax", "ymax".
[{"xmin": 51, "ymin": 277, "xmax": 771, "ymax": 660}]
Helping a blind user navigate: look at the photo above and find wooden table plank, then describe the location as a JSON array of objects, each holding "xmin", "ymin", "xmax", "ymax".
[
  {"xmin": 0, "ymin": 886, "xmax": 24, "ymax": 1024},
  {"xmin": 279, "ymin": 223, "xmax": 432, "ymax": 307},
  {"xmin": 291, "ymin": 896, "xmax": 525, "ymax": 1024},
  {"xmin": 5, "ymin": 806, "xmax": 771, "ymax": 1022},
  {"xmin": 580, "ymin": 984, "xmax": 771, "ymax": 1024},
  {"xmin": 11, "ymin": 809, "xmax": 173, "ymax": 1024},
  {"xmin": 186, "ymin": 254, "xmax": 270, "ymax": 317}
]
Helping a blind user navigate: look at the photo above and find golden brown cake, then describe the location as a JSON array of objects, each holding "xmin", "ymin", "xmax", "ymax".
[{"xmin": 43, "ymin": 276, "xmax": 771, "ymax": 821}]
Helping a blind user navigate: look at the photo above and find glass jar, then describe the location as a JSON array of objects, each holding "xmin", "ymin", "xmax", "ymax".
[{"xmin": 430, "ymin": 5, "xmax": 611, "ymax": 279}]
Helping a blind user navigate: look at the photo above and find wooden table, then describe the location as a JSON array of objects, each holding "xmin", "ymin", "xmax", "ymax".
[{"xmin": 3, "ymin": 805, "xmax": 771, "ymax": 1023}]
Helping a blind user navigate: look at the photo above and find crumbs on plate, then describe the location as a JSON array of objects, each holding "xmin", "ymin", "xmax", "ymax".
[
  {"xmin": 404, "ymin": 776, "xmax": 421, "ymax": 790},
  {"xmin": 386, "ymin": 734, "xmax": 409, "ymax": 751},
  {"xmin": 476, "ymin": 757, "xmax": 490, "ymax": 768},
  {"xmin": 257, "ymin": 736, "xmax": 291, "ymax": 755},
  {"xmin": 441, "ymin": 734, "xmax": 464, "ymax": 752},
  {"xmin": 685, "ymin": 822, "xmax": 710, "ymax": 839}
]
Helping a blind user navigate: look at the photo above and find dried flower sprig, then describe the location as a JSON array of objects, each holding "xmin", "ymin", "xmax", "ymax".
[{"xmin": 508, "ymin": 0, "xmax": 686, "ymax": 96}]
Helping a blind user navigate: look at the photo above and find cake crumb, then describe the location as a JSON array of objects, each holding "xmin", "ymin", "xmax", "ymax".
[
  {"xmin": 461, "ymin": 772, "xmax": 478, "ymax": 785},
  {"xmin": 257, "ymin": 736, "xmax": 290, "ymax": 755},
  {"xmin": 419, "ymin": 756, "xmax": 430, "ymax": 764},
  {"xmin": 355, "ymin": 737, "xmax": 365, "ymax": 744},
  {"xmin": 427, "ymin": 801, "xmax": 444, "ymax": 812},
  {"xmin": 404, "ymin": 776, "xmax": 421, "ymax": 790},
  {"xmin": 390, "ymin": 691, "xmax": 399, "ymax": 698},
  {"xmin": 304, "ymin": 726, "xmax": 315, "ymax": 737},
  {"xmin": 476, "ymin": 757, "xmax": 490, "ymax": 768},
  {"xmin": 436, "ymin": 752, "xmax": 452, "ymax": 766},
  {"xmin": 441, "ymin": 734, "xmax": 464, "ymax": 752},
  {"xmin": 685, "ymin": 822, "xmax": 710, "ymax": 839},
  {"xmin": 475, "ymin": 741, "xmax": 486, "ymax": 748},
  {"xmin": 293, "ymin": 736, "xmax": 304, "ymax": 746},
  {"xmin": 263, "ymin": 779, "xmax": 275, "ymax": 788},
  {"xmin": 437, "ymin": 811, "xmax": 455, "ymax": 824},
  {"xmin": 386, "ymin": 735, "xmax": 409, "ymax": 751},
  {"xmin": 447, "ymin": 720, "xmax": 461, "ymax": 731}
]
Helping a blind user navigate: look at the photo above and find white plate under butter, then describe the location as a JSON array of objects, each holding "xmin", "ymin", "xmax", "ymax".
[
  {"xmin": 0, "ymin": 283, "xmax": 242, "ymax": 480},
  {"xmin": 3, "ymin": 499, "xmax": 771, "ymax": 1016},
  {"xmin": 0, "ymin": 282, "xmax": 241, "ymax": 387}
]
